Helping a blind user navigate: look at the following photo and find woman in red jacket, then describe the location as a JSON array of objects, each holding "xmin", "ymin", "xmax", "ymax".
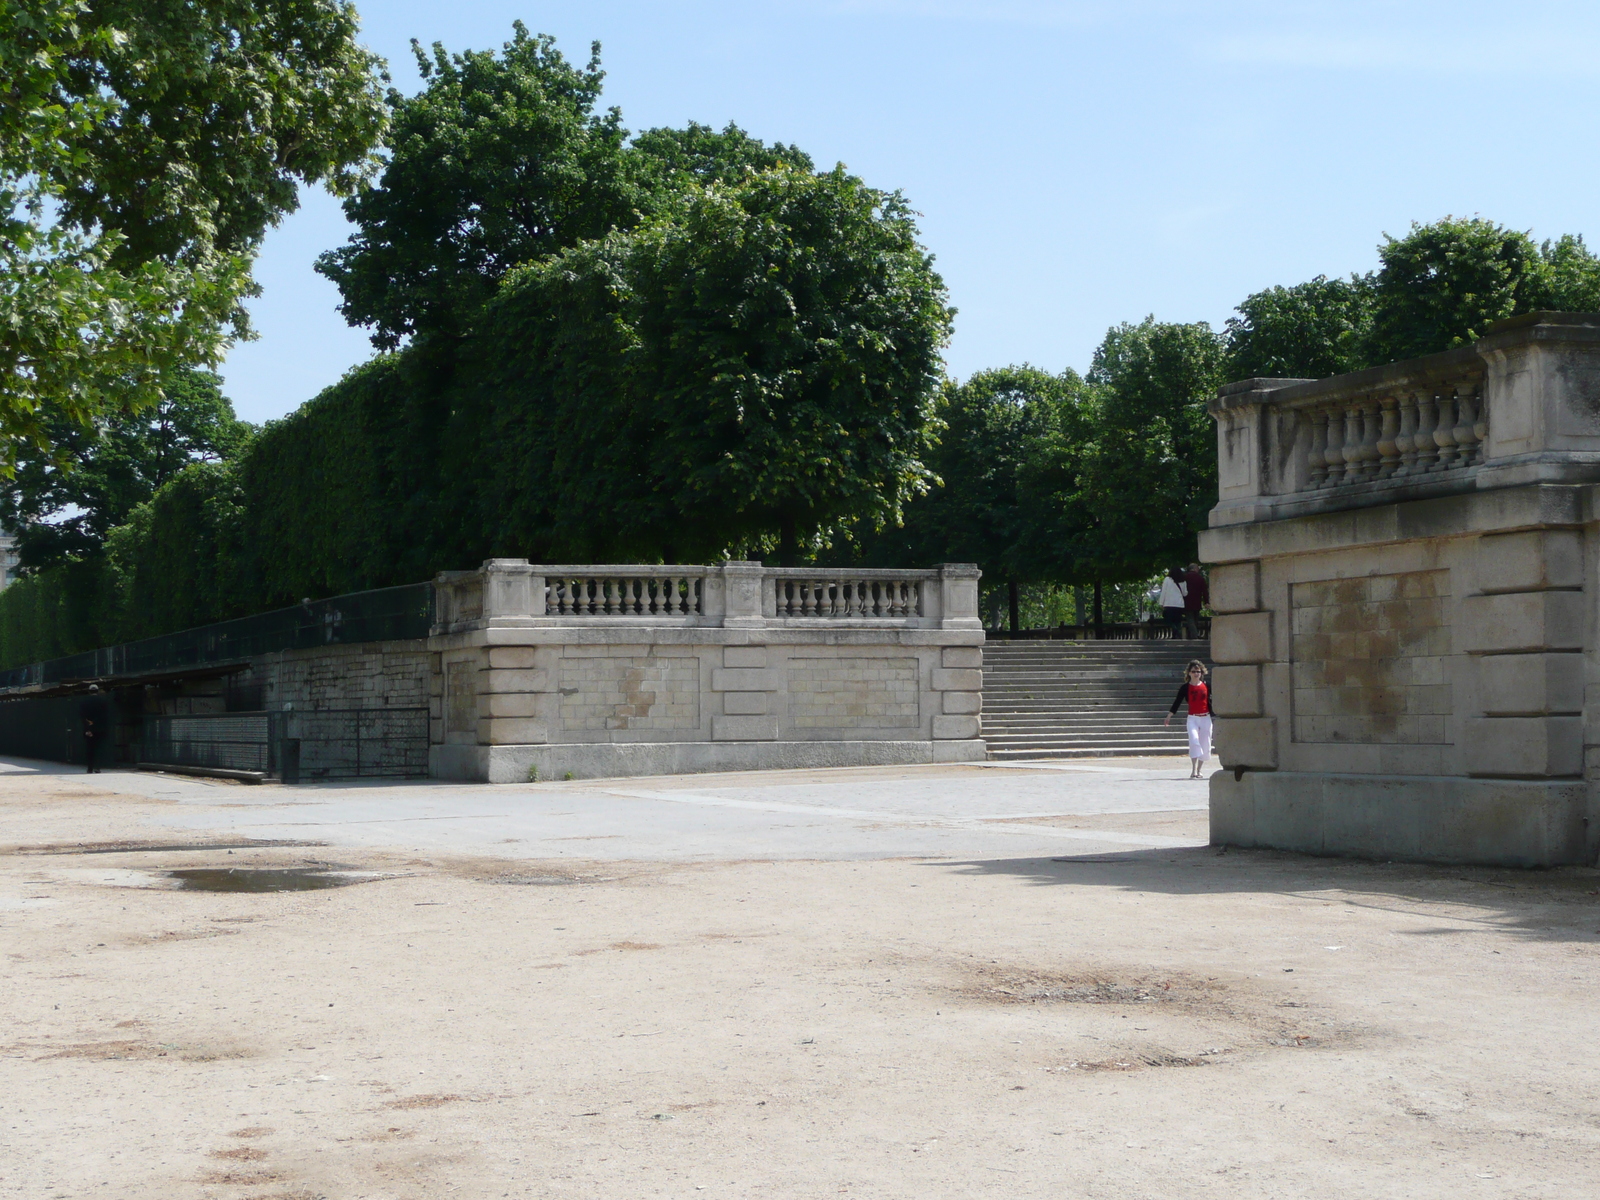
[{"xmin": 1163, "ymin": 659, "xmax": 1211, "ymax": 779}]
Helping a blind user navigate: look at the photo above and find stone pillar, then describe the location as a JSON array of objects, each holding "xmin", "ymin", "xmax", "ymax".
[
  {"xmin": 1201, "ymin": 313, "xmax": 1600, "ymax": 866},
  {"xmin": 938, "ymin": 563, "xmax": 983, "ymax": 630}
]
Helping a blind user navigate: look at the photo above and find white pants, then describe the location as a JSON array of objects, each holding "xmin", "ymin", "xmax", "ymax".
[{"xmin": 1187, "ymin": 714, "xmax": 1213, "ymax": 761}]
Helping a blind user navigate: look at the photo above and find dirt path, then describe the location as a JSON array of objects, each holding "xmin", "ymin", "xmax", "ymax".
[{"xmin": 3, "ymin": 767, "xmax": 1599, "ymax": 1199}]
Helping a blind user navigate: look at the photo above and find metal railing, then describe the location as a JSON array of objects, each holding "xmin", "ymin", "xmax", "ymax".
[
  {"xmin": 137, "ymin": 707, "xmax": 429, "ymax": 781},
  {"xmin": 0, "ymin": 583, "xmax": 433, "ymax": 693}
]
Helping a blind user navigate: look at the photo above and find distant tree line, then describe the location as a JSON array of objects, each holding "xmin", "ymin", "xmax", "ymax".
[
  {"xmin": 848, "ymin": 216, "xmax": 1600, "ymax": 629},
  {"xmin": 6, "ymin": 15, "xmax": 1600, "ymax": 664}
]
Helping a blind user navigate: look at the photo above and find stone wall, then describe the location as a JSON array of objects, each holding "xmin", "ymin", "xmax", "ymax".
[
  {"xmin": 238, "ymin": 641, "xmax": 433, "ymax": 714},
  {"xmin": 428, "ymin": 561, "xmax": 985, "ymax": 782},
  {"xmin": 1201, "ymin": 312, "xmax": 1600, "ymax": 866}
]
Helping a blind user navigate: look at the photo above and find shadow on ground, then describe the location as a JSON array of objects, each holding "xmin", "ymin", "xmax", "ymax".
[{"xmin": 934, "ymin": 845, "xmax": 1600, "ymax": 946}]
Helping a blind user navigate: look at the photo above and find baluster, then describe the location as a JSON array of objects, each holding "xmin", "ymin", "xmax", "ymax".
[
  {"xmin": 1431, "ymin": 392, "xmax": 1458, "ymax": 470},
  {"xmin": 1412, "ymin": 391, "xmax": 1439, "ymax": 472},
  {"xmin": 1304, "ymin": 407, "xmax": 1329, "ymax": 489},
  {"xmin": 1337, "ymin": 406, "xmax": 1363, "ymax": 483},
  {"xmin": 1377, "ymin": 397, "xmax": 1401, "ymax": 478},
  {"xmin": 1321, "ymin": 406, "xmax": 1346, "ymax": 485},
  {"xmin": 1337, "ymin": 405, "xmax": 1362, "ymax": 483},
  {"xmin": 1359, "ymin": 401, "xmax": 1382, "ymax": 480},
  {"xmin": 1453, "ymin": 384, "xmax": 1480, "ymax": 467},
  {"xmin": 675, "ymin": 577, "xmax": 687, "ymax": 615},
  {"xmin": 802, "ymin": 582, "xmax": 815, "ymax": 616},
  {"xmin": 875, "ymin": 582, "xmax": 888, "ymax": 617},
  {"xmin": 1393, "ymin": 393, "xmax": 1419, "ymax": 476},
  {"xmin": 1473, "ymin": 388, "xmax": 1489, "ymax": 460}
]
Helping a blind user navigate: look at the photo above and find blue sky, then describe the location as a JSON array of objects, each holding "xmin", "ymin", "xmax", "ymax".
[{"xmin": 220, "ymin": 1, "xmax": 1600, "ymax": 424}]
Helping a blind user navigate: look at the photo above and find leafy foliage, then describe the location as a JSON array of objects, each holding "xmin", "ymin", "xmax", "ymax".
[
  {"xmin": 1076, "ymin": 319, "xmax": 1226, "ymax": 575},
  {"xmin": 1225, "ymin": 275, "xmax": 1373, "ymax": 381},
  {"xmin": 316, "ymin": 24, "xmax": 631, "ymax": 349},
  {"xmin": 0, "ymin": 0, "xmax": 385, "ymax": 459},
  {"xmin": 0, "ymin": 369, "xmax": 251, "ymax": 570}
]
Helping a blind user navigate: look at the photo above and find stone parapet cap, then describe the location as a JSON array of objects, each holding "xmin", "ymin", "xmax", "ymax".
[
  {"xmin": 429, "ymin": 625, "xmax": 989, "ymax": 651},
  {"xmin": 1200, "ymin": 480, "xmax": 1588, "ymax": 565},
  {"xmin": 431, "ymin": 560, "xmax": 980, "ymax": 635}
]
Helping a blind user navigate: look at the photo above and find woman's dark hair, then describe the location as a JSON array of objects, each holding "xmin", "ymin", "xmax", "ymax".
[{"xmin": 1185, "ymin": 659, "xmax": 1208, "ymax": 678}]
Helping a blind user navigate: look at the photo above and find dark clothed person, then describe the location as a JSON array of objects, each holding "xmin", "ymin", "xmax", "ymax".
[
  {"xmin": 1182, "ymin": 565, "xmax": 1208, "ymax": 640},
  {"xmin": 78, "ymin": 694, "xmax": 110, "ymax": 774}
]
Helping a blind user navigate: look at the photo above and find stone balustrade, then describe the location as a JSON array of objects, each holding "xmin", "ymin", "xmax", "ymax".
[
  {"xmin": 427, "ymin": 559, "xmax": 985, "ymax": 782},
  {"xmin": 1209, "ymin": 312, "xmax": 1600, "ymax": 527},
  {"xmin": 432, "ymin": 561, "xmax": 971, "ymax": 634},
  {"xmin": 1298, "ymin": 366, "xmax": 1487, "ymax": 488},
  {"xmin": 769, "ymin": 571, "xmax": 926, "ymax": 620},
  {"xmin": 545, "ymin": 570, "xmax": 705, "ymax": 618},
  {"xmin": 1200, "ymin": 312, "xmax": 1600, "ymax": 867}
]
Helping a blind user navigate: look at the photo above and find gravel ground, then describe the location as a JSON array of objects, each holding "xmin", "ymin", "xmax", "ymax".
[{"xmin": 3, "ymin": 756, "xmax": 1598, "ymax": 1199}]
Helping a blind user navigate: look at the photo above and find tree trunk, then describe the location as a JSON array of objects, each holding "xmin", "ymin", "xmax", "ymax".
[
  {"xmin": 1093, "ymin": 579, "xmax": 1104, "ymax": 639},
  {"xmin": 1007, "ymin": 580, "xmax": 1020, "ymax": 634},
  {"xmin": 778, "ymin": 515, "xmax": 798, "ymax": 569}
]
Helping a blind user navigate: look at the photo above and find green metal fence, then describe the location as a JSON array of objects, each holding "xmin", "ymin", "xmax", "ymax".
[{"xmin": 0, "ymin": 583, "xmax": 433, "ymax": 694}]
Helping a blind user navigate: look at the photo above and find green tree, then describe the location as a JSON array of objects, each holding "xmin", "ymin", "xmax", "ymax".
[
  {"xmin": 0, "ymin": 369, "xmax": 252, "ymax": 570},
  {"xmin": 1225, "ymin": 275, "xmax": 1374, "ymax": 382},
  {"xmin": 1078, "ymin": 317, "xmax": 1226, "ymax": 579},
  {"xmin": 317, "ymin": 25, "xmax": 819, "ymax": 353},
  {"xmin": 474, "ymin": 164, "xmax": 952, "ymax": 564},
  {"xmin": 316, "ymin": 24, "xmax": 634, "ymax": 350},
  {"xmin": 1, "ymin": 0, "xmax": 386, "ymax": 457},
  {"xmin": 1367, "ymin": 217, "xmax": 1543, "ymax": 363},
  {"xmin": 1528, "ymin": 233, "xmax": 1600, "ymax": 312}
]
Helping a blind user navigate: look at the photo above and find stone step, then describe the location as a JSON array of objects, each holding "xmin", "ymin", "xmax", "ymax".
[{"xmin": 981, "ymin": 638, "xmax": 1210, "ymax": 760}]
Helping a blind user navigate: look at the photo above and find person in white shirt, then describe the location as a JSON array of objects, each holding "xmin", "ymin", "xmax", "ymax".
[{"xmin": 1159, "ymin": 568, "xmax": 1186, "ymax": 637}]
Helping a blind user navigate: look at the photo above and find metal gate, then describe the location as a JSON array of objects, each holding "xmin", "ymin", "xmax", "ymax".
[
  {"xmin": 142, "ymin": 713, "xmax": 276, "ymax": 774},
  {"xmin": 289, "ymin": 708, "xmax": 430, "ymax": 780},
  {"xmin": 140, "ymin": 708, "xmax": 429, "ymax": 780}
]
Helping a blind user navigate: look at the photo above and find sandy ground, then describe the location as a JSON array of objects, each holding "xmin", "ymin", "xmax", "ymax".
[{"xmin": 3, "ymin": 756, "xmax": 1599, "ymax": 1199}]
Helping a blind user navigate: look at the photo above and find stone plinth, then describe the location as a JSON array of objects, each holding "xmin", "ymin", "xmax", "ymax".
[
  {"xmin": 427, "ymin": 561, "xmax": 986, "ymax": 782},
  {"xmin": 1202, "ymin": 312, "xmax": 1600, "ymax": 866}
]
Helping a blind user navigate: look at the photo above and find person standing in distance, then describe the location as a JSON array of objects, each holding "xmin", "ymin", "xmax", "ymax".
[
  {"xmin": 1159, "ymin": 568, "xmax": 1186, "ymax": 638},
  {"xmin": 1164, "ymin": 659, "xmax": 1211, "ymax": 779},
  {"xmin": 78, "ymin": 685, "xmax": 110, "ymax": 774},
  {"xmin": 1182, "ymin": 562, "xmax": 1209, "ymax": 640}
]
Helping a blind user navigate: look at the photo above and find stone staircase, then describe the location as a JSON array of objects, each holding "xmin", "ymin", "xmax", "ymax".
[{"xmin": 981, "ymin": 639, "xmax": 1213, "ymax": 759}]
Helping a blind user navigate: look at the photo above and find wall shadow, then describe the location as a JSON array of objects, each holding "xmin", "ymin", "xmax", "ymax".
[{"xmin": 930, "ymin": 844, "xmax": 1600, "ymax": 947}]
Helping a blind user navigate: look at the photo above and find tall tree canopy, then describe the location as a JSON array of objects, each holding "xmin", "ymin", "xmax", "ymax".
[
  {"xmin": 0, "ymin": 0, "xmax": 386, "ymax": 458},
  {"xmin": 1226, "ymin": 218, "xmax": 1600, "ymax": 381},
  {"xmin": 472, "ymin": 165, "xmax": 951, "ymax": 564},
  {"xmin": 0, "ymin": 369, "xmax": 252, "ymax": 570},
  {"xmin": 317, "ymin": 23, "xmax": 813, "ymax": 351}
]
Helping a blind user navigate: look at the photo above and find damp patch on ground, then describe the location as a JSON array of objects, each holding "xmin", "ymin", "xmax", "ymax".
[{"xmin": 167, "ymin": 866, "xmax": 385, "ymax": 892}]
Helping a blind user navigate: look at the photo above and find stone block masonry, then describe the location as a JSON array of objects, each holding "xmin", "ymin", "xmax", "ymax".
[
  {"xmin": 1289, "ymin": 570, "xmax": 1451, "ymax": 746},
  {"xmin": 1203, "ymin": 311, "xmax": 1600, "ymax": 866},
  {"xmin": 428, "ymin": 561, "xmax": 985, "ymax": 782}
]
